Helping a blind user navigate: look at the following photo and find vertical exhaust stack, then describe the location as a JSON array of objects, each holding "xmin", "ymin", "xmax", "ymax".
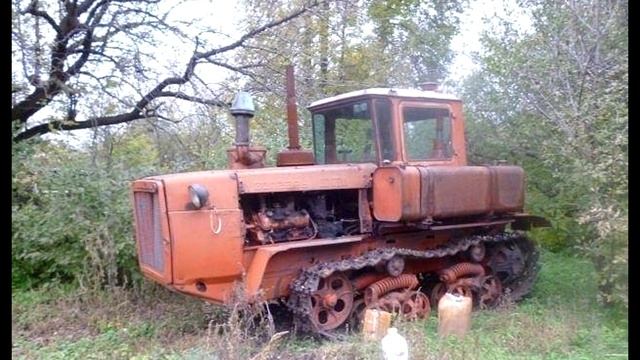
[
  {"xmin": 276, "ymin": 65, "xmax": 315, "ymax": 167},
  {"xmin": 285, "ymin": 65, "xmax": 301, "ymax": 151},
  {"xmin": 227, "ymin": 91, "xmax": 266, "ymax": 169}
]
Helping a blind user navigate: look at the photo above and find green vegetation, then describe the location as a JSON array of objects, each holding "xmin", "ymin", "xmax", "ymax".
[
  {"xmin": 12, "ymin": 0, "xmax": 626, "ymax": 358},
  {"xmin": 12, "ymin": 251, "xmax": 627, "ymax": 359},
  {"xmin": 462, "ymin": 0, "xmax": 627, "ymax": 308}
]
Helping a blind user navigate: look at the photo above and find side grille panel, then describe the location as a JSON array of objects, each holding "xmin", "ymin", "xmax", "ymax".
[{"xmin": 133, "ymin": 191, "xmax": 165, "ymax": 272}]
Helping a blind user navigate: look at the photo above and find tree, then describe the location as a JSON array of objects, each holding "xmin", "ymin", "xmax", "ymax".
[
  {"xmin": 11, "ymin": 0, "xmax": 320, "ymax": 142},
  {"xmin": 225, "ymin": 0, "xmax": 465, "ymax": 155},
  {"xmin": 463, "ymin": 0, "xmax": 627, "ymax": 307},
  {"xmin": 367, "ymin": 0, "xmax": 465, "ymax": 84}
]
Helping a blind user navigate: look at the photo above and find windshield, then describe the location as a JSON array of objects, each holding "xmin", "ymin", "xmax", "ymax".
[{"xmin": 312, "ymin": 100, "xmax": 376, "ymax": 164}]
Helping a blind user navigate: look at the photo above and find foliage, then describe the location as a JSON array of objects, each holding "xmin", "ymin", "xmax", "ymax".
[
  {"xmin": 367, "ymin": 0, "xmax": 466, "ymax": 83},
  {"xmin": 462, "ymin": 0, "xmax": 627, "ymax": 307},
  {"xmin": 12, "ymin": 251, "xmax": 627, "ymax": 359},
  {"xmin": 12, "ymin": 127, "xmax": 161, "ymax": 289},
  {"xmin": 235, "ymin": 0, "xmax": 466, "ymax": 150}
]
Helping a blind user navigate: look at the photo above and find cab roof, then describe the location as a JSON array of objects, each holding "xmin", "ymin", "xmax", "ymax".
[{"xmin": 307, "ymin": 87, "xmax": 460, "ymax": 110}]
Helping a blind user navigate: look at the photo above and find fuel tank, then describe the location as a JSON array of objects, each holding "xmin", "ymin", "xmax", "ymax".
[{"xmin": 372, "ymin": 165, "xmax": 525, "ymax": 222}]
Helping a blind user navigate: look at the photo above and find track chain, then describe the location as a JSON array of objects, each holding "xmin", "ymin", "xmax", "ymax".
[{"xmin": 286, "ymin": 231, "xmax": 530, "ymax": 334}]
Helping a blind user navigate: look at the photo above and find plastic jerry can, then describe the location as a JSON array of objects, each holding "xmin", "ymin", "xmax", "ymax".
[
  {"xmin": 381, "ymin": 327, "xmax": 409, "ymax": 360},
  {"xmin": 437, "ymin": 292, "xmax": 472, "ymax": 338},
  {"xmin": 362, "ymin": 309, "xmax": 392, "ymax": 341}
]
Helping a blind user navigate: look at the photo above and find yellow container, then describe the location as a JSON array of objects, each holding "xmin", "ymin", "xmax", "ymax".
[
  {"xmin": 362, "ymin": 309, "xmax": 392, "ymax": 341},
  {"xmin": 437, "ymin": 292, "xmax": 472, "ymax": 338}
]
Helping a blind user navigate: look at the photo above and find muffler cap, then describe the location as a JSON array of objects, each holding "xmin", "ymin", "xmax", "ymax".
[{"xmin": 230, "ymin": 91, "xmax": 255, "ymax": 117}]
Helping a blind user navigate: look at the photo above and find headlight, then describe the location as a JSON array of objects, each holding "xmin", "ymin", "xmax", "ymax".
[{"xmin": 188, "ymin": 184, "xmax": 209, "ymax": 209}]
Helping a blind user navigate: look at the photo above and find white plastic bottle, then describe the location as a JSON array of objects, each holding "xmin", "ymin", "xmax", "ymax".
[{"xmin": 380, "ymin": 327, "xmax": 409, "ymax": 360}]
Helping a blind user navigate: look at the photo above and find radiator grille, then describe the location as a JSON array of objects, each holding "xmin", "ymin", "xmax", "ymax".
[{"xmin": 133, "ymin": 191, "xmax": 164, "ymax": 272}]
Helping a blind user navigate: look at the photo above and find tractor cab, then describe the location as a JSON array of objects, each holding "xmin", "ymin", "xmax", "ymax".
[{"xmin": 307, "ymin": 87, "xmax": 467, "ymax": 167}]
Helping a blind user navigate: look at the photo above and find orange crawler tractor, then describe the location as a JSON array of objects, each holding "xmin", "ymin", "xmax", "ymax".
[{"xmin": 131, "ymin": 66, "xmax": 549, "ymax": 334}]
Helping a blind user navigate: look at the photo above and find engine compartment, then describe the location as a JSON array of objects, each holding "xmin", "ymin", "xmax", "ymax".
[{"xmin": 240, "ymin": 190, "xmax": 361, "ymax": 245}]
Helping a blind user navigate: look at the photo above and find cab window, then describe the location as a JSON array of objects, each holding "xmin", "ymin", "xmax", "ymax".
[{"xmin": 403, "ymin": 107, "xmax": 452, "ymax": 160}]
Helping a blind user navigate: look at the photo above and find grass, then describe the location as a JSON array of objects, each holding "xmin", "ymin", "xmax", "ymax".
[{"xmin": 12, "ymin": 250, "xmax": 628, "ymax": 359}]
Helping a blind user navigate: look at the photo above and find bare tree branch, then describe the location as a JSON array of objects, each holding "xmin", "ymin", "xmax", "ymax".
[
  {"xmin": 22, "ymin": 2, "xmax": 61, "ymax": 34},
  {"xmin": 156, "ymin": 91, "xmax": 227, "ymax": 107},
  {"xmin": 13, "ymin": 0, "xmax": 321, "ymax": 141}
]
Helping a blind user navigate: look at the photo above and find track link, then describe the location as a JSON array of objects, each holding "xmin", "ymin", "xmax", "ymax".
[{"xmin": 287, "ymin": 231, "xmax": 538, "ymax": 334}]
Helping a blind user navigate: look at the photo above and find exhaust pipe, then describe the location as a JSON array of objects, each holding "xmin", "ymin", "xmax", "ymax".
[
  {"xmin": 276, "ymin": 65, "xmax": 314, "ymax": 167},
  {"xmin": 285, "ymin": 65, "xmax": 301, "ymax": 150}
]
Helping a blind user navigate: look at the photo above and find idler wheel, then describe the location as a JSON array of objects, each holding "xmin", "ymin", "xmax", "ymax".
[
  {"xmin": 310, "ymin": 273, "xmax": 354, "ymax": 331},
  {"xmin": 486, "ymin": 242, "xmax": 524, "ymax": 285},
  {"xmin": 485, "ymin": 236, "xmax": 539, "ymax": 301}
]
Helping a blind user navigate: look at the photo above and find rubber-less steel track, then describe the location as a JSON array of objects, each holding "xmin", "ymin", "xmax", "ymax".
[{"xmin": 286, "ymin": 231, "xmax": 538, "ymax": 335}]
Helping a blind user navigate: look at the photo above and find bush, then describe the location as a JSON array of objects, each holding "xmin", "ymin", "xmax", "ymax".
[{"xmin": 12, "ymin": 135, "xmax": 157, "ymax": 289}]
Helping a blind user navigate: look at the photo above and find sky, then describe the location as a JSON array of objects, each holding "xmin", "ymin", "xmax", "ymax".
[
  {"xmin": 23, "ymin": 0, "xmax": 532, "ymax": 147},
  {"xmin": 448, "ymin": 0, "xmax": 533, "ymax": 83},
  {"xmin": 161, "ymin": 0, "xmax": 532, "ymax": 86}
]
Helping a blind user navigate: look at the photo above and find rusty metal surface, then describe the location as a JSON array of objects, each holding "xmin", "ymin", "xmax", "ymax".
[
  {"xmin": 353, "ymin": 275, "xmax": 431, "ymax": 326},
  {"xmin": 169, "ymin": 208, "xmax": 245, "ymax": 285},
  {"xmin": 352, "ymin": 273, "xmax": 387, "ymax": 291},
  {"xmin": 439, "ymin": 262, "xmax": 485, "ymax": 283},
  {"xmin": 287, "ymin": 232, "xmax": 527, "ymax": 332},
  {"xmin": 371, "ymin": 166, "xmax": 421, "ymax": 221},
  {"xmin": 130, "ymin": 179, "xmax": 172, "ymax": 284},
  {"xmin": 227, "ymin": 146, "xmax": 266, "ymax": 169},
  {"xmin": 150, "ymin": 171, "xmax": 239, "ymax": 211},
  {"xmin": 310, "ymin": 273, "xmax": 354, "ymax": 331},
  {"xmin": 145, "ymin": 163, "xmax": 375, "ymax": 212},
  {"xmin": 235, "ymin": 163, "xmax": 376, "ymax": 194},
  {"xmin": 418, "ymin": 166, "xmax": 491, "ymax": 217},
  {"xmin": 430, "ymin": 220, "xmax": 513, "ymax": 231},
  {"xmin": 490, "ymin": 166, "xmax": 525, "ymax": 211},
  {"xmin": 364, "ymin": 274, "xmax": 419, "ymax": 306},
  {"xmin": 358, "ymin": 188, "xmax": 373, "ymax": 233},
  {"xmin": 432, "ymin": 273, "xmax": 503, "ymax": 310},
  {"xmin": 243, "ymin": 235, "xmax": 365, "ymax": 299},
  {"xmin": 285, "ymin": 65, "xmax": 301, "ymax": 150},
  {"xmin": 371, "ymin": 289, "xmax": 430, "ymax": 320},
  {"xmin": 133, "ymin": 191, "xmax": 164, "ymax": 272},
  {"xmin": 247, "ymin": 207, "xmax": 313, "ymax": 244},
  {"xmin": 253, "ymin": 231, "xmax": 447, "ymax": 300},
  {"xmin": 372, "ymin": 165, "xmax": 525, "ymax": 222},
  {"xmin": 275, "ymin": 66, "xmax": 316, "ymax": 167},
  {"xmin": 276, "ymin": 149, "xmax": 315, "ymax": 166}
]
